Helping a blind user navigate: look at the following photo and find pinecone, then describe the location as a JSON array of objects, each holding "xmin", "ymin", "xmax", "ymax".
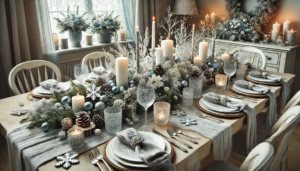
[
  {"xmin": 100, "ymin": 83, "xmax": 111, "ymax": 91},
  {"xmin": 191, "ymin": 70, "xmax": 200, "ymax": 78},
  {"xmin": 92, "ymin": 114, "xmax": 104, "ymax": 129},
  {"xmin": 154, "ymin": 64, "xmax": 165, "ymax": 76},
  {"xmin": 76, "ymin": 111, "xmax": 91, "ymax": 128},
  {"xmin": 61, "ymin": 117, "xmax": 73, "ymax": 130},
  {"xmin": 95, "ymin": 76, "xmax": 106, "ymax": 87},
  {"xmin": 203, "ymin": 69, "xmax": 212, "ymax": 80}
]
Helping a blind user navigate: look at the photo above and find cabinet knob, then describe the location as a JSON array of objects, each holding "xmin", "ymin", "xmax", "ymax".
[{"xmin": 267, "ymin": 56, "xmax": 272, "ymax": 60}]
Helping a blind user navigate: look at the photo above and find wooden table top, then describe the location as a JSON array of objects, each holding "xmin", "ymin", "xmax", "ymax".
[{"xmin": 0, "ymin": 71, "xmax": 295, "ymax": 171}]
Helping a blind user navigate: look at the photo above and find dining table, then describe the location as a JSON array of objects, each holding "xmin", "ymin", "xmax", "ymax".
[{"xmin": 0, "ymin": 71, "xmax": 295, "ymax": 171}]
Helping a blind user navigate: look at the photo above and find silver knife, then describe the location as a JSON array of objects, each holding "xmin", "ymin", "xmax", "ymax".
[{"xmin": 152, "ymin": 130, "xmax": 188, "ymax": 153}]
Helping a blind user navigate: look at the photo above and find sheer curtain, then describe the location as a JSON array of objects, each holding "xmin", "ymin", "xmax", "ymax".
[{"xmin": 119, "ymin": 0, "xmax": 136, "ymax": 43}]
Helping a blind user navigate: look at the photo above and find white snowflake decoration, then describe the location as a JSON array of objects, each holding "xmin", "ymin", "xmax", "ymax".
[
  {"xmin": 86, "ymin": 84, "xmax": 101, "ymax": 101},
  {"xmin": 55, "ymin": 152, "xmax": 79, "ymax": 169},
  {"xmin": 171, "ymin": 109, "xmax": 186, "ymax": 117},
  {"xmin": 180, "ymin": 117, "xmax": 198, "ymax": 126}
]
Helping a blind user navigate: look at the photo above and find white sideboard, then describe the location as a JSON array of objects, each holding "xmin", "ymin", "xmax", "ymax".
[{"xmin": 204, "ymin": 38, "xmax": 300, "ymax": 74}]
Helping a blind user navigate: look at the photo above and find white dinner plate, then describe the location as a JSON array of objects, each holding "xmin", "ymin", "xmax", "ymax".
[
  {"xmin": 247, "ymin": 75, "xmax": 276, "ymax": 83},
  {"xmin": 202, "ymin": 98, "xmax": 240, "ymax": 113},
  {"xmin": 106, "ymin": 136, "xmax": 171, "ymax": 169},
  {"xmin": 233, "ymin": 84, "xmax": 261, "ymax": 95},
  {"xmin": 199, "ymin": 98, "xmax": 244, "ymax": 116},
  {"xmin": 111, "ymin": 131, "xmax": 165, "ymax": 163},
  {"xmin": 33, "ymin": 82, "xmax": 71, "ymax": 95}
]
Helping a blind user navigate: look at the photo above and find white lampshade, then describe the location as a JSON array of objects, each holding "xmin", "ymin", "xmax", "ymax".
[{"xmin": 173, "ymin": 0, "xmax": 198, "ymax": 15}]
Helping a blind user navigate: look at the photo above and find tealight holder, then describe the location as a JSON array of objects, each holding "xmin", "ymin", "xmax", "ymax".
[
  {"xmin": 104, "ymin": 107, "xmax": 122, "ymax": 135},
  {"xmin": 215, "ymin": 74, "xmax": 227, "ymax": 90},
  {"xmin": 68, "ymin": 127, "xmax": 84, "ymax": 148},
  {"xmin": 287, "ymin": 30, "xmax": 297, "ymax": 46},
  {"xmin": 154, "ymin": 102, "xmax": 170, "ymax": 125},
  {"xmin": 182, "ymin": 87, "xmax": 194, "ymax": 106}
]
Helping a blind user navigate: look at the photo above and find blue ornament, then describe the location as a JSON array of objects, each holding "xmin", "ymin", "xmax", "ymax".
[
  {"xmin": 175, "ymin": 57, "xmax": 181, "ymax": 62},
  {"xmin": 95, "ymin": 102, "xmax": 106, "ymax": 111},
  {"xmin": 213, "ymin": 63, "xmax": 220, "ymax": 68},
  {"xmin": 207, "ymin": 55, "xmax": 211, "ymax": 59},
  {"xmin": 112, "ymin": 86, "xmax": 120, "ymax": 94},
  {"xmin": 130, "ymin": 84, "xmax": 135, "ymax": 88},
  {"xmin": 108, "ymin": 80, "xmax": 114, "ymax": 84},
  {"xmin": 41, "ymin": 122, "xmax": 50, "ymax": 132},
  {"xmin": 208, "ymin": 62, "xmax": 213, "ymax": 67},
  {"xmin": 84, "ymin": 102, "xmax": 93, "ymax": 111},
  {"xmin": 120, "ymin": 86, "xmax": 126, "ymax": 92},
  {"xmin": 241, "ymin": 23, "xmax": 244, "ymax": 26},
  {"xmin": 148, "ymin": 72, "xmax": 153, "ymax": 77},
  {"xmin": 130, "ymin": 80, "xmax": 135, "ymax": 84},
  {"xmin": 110, "ymin": 83, "xmax": 115, "ymax": 87},
  {"xmin": 182, "ymin": 80, "xmax": 188, "ymax": 87},
  {"xmin": 61, "ymin": 96, "xmax": 71, "ymax": 105}
]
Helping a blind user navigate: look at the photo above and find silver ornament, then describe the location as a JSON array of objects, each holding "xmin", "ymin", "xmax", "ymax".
[
  {"xmin": 94, "ymin": 129, "xmax": 101, "ymax": 135},
  {"xmin": 86, "ymin": 84, "xmax": 101, "ymax": 101},
  {"xmin": 61, "ymin": 96, "xmax": 71, "ymax": 105},
  {"xmin": 55, "ymin": 103, "xmax": 62, "ymax": 107},
  {"xmin": 84, "ymin": 102, "xmax": 93, "ymax": 111},
  {"xmin": 58, "ymin": 131, "xmax": 66, "ymax": 140},
  {"xmin": 100, "ymin": 95, "xmax": 109, "ymax": 103},
  {"xmin": 95, "ymin": 102, "xmax": 106, "ymax": 111},
  {"xmin": 130, "ymin": 84, "xmax": 135, "ymax": 88},
  {"xmin": 120, "ymin": 86, "xmax": 125, "ymax": 92},
  {"xmin": 181, "ymin": 80, "xmax": 188, "ymax": 87},
  {"xmin": 55, "ymin": 152, "xmax": 79, "ymax": 169}
]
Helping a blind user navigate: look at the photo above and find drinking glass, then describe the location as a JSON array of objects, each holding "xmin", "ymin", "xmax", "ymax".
[
  {"xmin": 182, "ymin": 87, "xmax": 194, "ymax": 106},
  {"xmin": 223, "ymin": 61, "xmax": 237, "ymax": 88},
  {"xmin": 74, "ymin": 64, "xmax": 89, "ymax": 84},
  {"xmin": 137, "ymin": 84, "xmax": 155, "ymax": 131},
  {"xmin": 104, "ymin": 107, "xmax": 122, "ymax": 135}
]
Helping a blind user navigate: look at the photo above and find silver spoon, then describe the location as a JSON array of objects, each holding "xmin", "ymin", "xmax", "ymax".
[
  {"xmin": 167, "ymin": 129, "xmax": 193, "ymax": 149},
  {"xmin": 172, "ymin": 126, "xmax": 199, "ymax": 140}
]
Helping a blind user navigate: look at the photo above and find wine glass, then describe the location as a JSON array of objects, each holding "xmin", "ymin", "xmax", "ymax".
[
  {"xmin": 223, "ymin": 61, "xmax": 237, "ymax": 88},
  {"xmin": 137, "ymin": 84, "xmax": 156, "ymax": 131},
  {"xmin": 74, "ymin": 64, "xmax": 89, "ymax": 84}
]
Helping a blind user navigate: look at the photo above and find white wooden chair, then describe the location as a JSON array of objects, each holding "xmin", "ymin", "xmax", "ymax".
[
  {"xmin": 82, "ymin": 52, "xmax": 115, "ymax": 72},
  {"xmin": 8, "ymin": 60, "xmax": 61, "ymax": 95},
  {"xmin": 230, "ymin": 47, "xmax": 267, "ymax": 71}
]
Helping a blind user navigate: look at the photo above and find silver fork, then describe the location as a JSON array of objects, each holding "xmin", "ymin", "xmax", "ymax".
[
  {"xmin": 88, "ymin": 152, "xmax": 103, "ymax": 171},
  {"xmin": 232, "ymin": 93, "xmax": 258, "ymax": 103},
  {"xmin": 198, "ymin": 113, "xmax": 223, "ymax": 124},
  {"xmin": 94, "ymin": 147, "xmax": 111, "ymax": 171}
]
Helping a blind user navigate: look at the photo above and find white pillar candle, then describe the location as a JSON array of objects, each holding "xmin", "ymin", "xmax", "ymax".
[
  {"xmin": 136, "ymin": 25, "xmax": 140, "ymax": 73},
  {"xmin": 199, "ymin": 40, "xmax": 208, "ymax": 64},
  {"xmin": 211, "ymin": 12, "xmax": 216, "ymax": 24},
  {"xmin": 222, "ymin": 52, "xmax": 230, "ymax": 62},
  {"xmin": 52, "ymin": 33, "xmax": 59, "ymax": 50},
  {"xmin": 271, "ymin": 29, "xmax": 279, "ymax": 42},
  {"xmin": 152, "ymin": 16, "xmax": 156, "ymax": 50},
  {"xmin": 161, "ymin": 39, "xmax": 173, "ymax": 63},
  {"xmin": 85, "ymin": 34, "xmax": 93, "ymax": 45},
  {"xmin": 116, "ymin": 56, "xmax": 128, "ymax": 87},
  {"xmin": 155, "ymin": 46, "xmax": 163, "ymax": 65},
  {"xmin": 72, "ymin": 93, "xmax": 85, "ymax": 113},
  {"xmin": 119, "ymin": 30, "xmax": 126, "ymax": 41},
  {"xmin": 283, "ymin": 20, "xmax": 291, "ymax": 35},
  {"xmin": 205, "ymin": 14, "xmax": 210, "ymax": 23},
  {"xmin": 60, "ymin": 37, "xmax": 68, "ymax": 49},
  {"xmin": 273, "ymin": 22, "xmax": 281, "ymax": 32},
  {"xmin": 194, "ymin": 55, "xmax": 202, "ymax": 67},
  {"xmin": 191, "ymin": 24, "xmax": 195, "ymax": 62}
]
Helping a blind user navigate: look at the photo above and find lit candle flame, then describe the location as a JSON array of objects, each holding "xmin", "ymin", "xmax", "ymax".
[
  {"xmin": 276, "ymin": 22, "xmax": 278, "ymax": 24},
  {"xmin": 136, "ymin": 25, "xmax": 139, "ymax": 30},
  {"xmin": 153, "ymin": 16, "xmax": 155, "ymax": 21},
  {"xmin": 121, "ymin": 54, "xmax": 123, "ymax": 57},
  {"xmin": 207, "ymin": 14, "xmax": 209, "ymax": 16},
  {"xmin": 77, "ymin": 93, "xmax": 79, "ymax": 96},
  {"xmin": 213, "ymin": 12, "xmax": 215, "ymax": 14},
  {"xmin": 203, "ymin": 40, "xmax": 206, "ymax": 42},
  {"xmin": 193, "ymin": 24, "xmax": 195, "ymax": 28}
]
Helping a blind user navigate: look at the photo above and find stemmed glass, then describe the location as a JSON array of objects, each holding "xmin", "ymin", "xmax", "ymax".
[
  {"xmin": 137, "ymin": 84, "xmax": 156, "ymax": 131},
  {"xmin": 74, "ymin": 64, "xmax": 89, "ymax": 84},
  {"xmin": 223, "ymin": 61, "xmax": 237, "ymax": 89}
]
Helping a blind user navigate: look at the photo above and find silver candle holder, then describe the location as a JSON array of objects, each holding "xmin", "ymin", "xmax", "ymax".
[{"xmin": 287, "ymin": 30, "xmax": 297, "ymax": 46}]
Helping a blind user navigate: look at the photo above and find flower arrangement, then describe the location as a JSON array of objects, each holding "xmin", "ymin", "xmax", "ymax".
[
  {"xmin": 89, "ymin": 11, "xmax": 121, "ymax": 35},
  {"xmin": 54, "ymin": 6, "xmax": 89, "ymax": 33}
]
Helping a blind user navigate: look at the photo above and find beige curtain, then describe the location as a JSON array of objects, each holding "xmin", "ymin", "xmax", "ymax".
[{"xmin": 0, "ymin": 0, "xmax": 44, "ymax": 98}]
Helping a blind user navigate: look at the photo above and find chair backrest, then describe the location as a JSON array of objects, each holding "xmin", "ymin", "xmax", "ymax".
[
  {"xmin": 265, "ymin": 106, "xmax": 300, "ymax": 171},
  {"xmin": 282, "ymin": 90, "xmax": 300, "ymax": 114},
  {"xmin": 82, "ymin": 52, "xmax": 115, "ymax": 72},
  {"xmin": 8, "ymin": 60, "xmax": 61, "ymax": 95},
  {"xmin": 240, "ymin": 142, "xmax": 274, "ymax": 171},
  {"xmin": 230, "ymin": 47, "xmax": 267, "ymax": 70}
]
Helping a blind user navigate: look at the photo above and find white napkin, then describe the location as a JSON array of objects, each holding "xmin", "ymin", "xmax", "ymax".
[
  {"xmin": 39, "ymin": 79, "xmax": 57, "ymax": 90},
  {"xmin": 92, "ymin": 66, "xmax": 106, "ymax": 75},
  {"xmin": 235, "ymin": 80, "xmax": 277, "ymax": 127},
  {"xmin": 203, "ymin": 92, "xmax": 257, "ymax": 153}
]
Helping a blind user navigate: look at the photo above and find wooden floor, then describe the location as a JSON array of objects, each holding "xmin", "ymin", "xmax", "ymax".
[{"xmin": 0, "ymin": 125, "xmax": 299, "ymax": 171}]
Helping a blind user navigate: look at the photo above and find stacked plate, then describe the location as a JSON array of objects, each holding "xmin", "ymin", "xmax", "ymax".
[
  {"xmin": 31, "ymin": 82, "xmax": 71, "ymax": 98},
  {"xmin": 232, "ymin": 84, "xmax": 262, "ymax": 96},
  {"xmin": 105, "ymin": 131, "xmax": 172, "ymax": 169},
  {"xmin": 198, "ymin": 98, "xmax": 244, "ymax": 117},
  {"xmin": 245, "ymin": 74, "xmax": 281, "ymax": 86}
]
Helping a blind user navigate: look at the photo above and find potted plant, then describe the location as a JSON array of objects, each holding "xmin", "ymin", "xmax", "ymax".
[
  {"xmin": 54, "ymin": 6, "xmax": 89, "ymax": 47},
  {"xmin": 90, "ymin": 12, "xmax": 121, "ymax": 43}
]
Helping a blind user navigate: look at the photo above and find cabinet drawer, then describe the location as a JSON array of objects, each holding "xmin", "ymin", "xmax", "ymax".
[
  {"xmin": 263, "ymin": 52, "xmax": 279, "ymax": 65},
  {"xmin": 266, "ymin": 66, "xmax": 279, "ymax": 72}
]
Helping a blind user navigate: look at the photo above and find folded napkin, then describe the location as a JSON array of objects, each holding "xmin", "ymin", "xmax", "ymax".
[
  {"xmin": 92, "ymin": 66, "xmax": 106, "ymax": 75},
  {"xmin": 203, "ymin": 92, "xmax": 257, "ymax": 153},
  {"xmin": 39, "ymin": 79, "xmax": 57, "ymax": 90},
  {"xmin": 249, "ymin": 71, "xmax": 289, "ymax": 107},
  {"xmin": 116, "ymin": 128, "xmax": 175, "ymax": 171},
  {"xmin": 235, "ymin": 80, "xmax": 277, "ymax": 127}
]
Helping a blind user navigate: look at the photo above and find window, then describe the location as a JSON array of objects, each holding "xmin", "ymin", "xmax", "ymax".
[{"xmin": 48, "ymin": 0, "xmax": 119, "ymax": 35}]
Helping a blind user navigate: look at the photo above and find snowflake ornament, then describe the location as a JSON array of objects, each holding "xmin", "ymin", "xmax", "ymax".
[
  {"xmin": 11, "ymin": 108, "xmax": 29, "ymax": 116},
  {"xmin": 171, "ymin": 109, "xmax": 186, "ymax": 117},
  {"xmin": 86, "ymin": 84, "xmax": 101, "ymax": 101},
  {"xmin": 55, "ymin": 152, "xmax": 79, "ymax": 169},
  {"xmin": 180, "ymin": 117, "xmax": 197, "ymax": 126}
]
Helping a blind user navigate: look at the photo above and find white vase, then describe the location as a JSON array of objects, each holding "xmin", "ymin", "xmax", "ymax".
[{"xmin": 68, "ymin": 31, "xmax": 82, "ymax": 47}]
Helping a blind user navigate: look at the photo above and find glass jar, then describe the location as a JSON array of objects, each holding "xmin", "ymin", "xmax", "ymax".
[
  {"xmin": 153, "ymin": 102, "xmax": 170, "ymax": 125},
  {"xmin": 182, "ymin": 87, "xmax": 194, "ymax": 106},
  {"xmin": 215, "ymin": 74, "xmax": 227, "ymax": 90},
  {"xmin": 189, "ymin": 77, "xmax": 203, "ymax": 99},
  {"xmin": 104, "ymin": 107, "xmax": 122, "ymax": 135}
]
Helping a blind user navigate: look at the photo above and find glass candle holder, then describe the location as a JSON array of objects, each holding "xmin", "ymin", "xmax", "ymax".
[
  {"xmin": 215, "ymin": 74, "xmax": 227, "ymax": 90},
  {"xmin": 287, "ymin": 30, "xmax": 297, "ymax": 46},
  {"xmin": 104, "ymin": 107, "xmax": 122, "ymax": 135},
  {"xmin": 236, "ymin": 65, "xmax": 248, "ymax": 80},
  {"xmin": 182, "ymin": 87, "xmax": 194, "ymax": 106},
  {"xmin": 153, "ymin": 102, "xmax": 170, "ymax": 125},
  {"xmin": 68, "ymin": 127, "xmax": 84, "ymax": 148},
  {"xmin": 189, "ymin": 77, "xmax": 203, "ymax": 99}
]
